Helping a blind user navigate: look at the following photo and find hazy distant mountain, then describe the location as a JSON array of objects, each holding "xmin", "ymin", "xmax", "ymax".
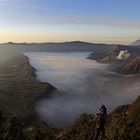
[
  {"xmin": 1, "ymin": 41, "xmax": 110, "ymax": 52},
  {"xmin": 0, "ymin": 41, "xmax": 110, "ymax": 64},
  {"xmin": 130, "ymin": 39, "xmax": 140, "ymax": 46}
]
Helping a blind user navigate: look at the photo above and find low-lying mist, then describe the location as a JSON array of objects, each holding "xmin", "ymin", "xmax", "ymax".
[{"xmin": 25, "ymin": 52, "xmax": 140, "ymax": 128}]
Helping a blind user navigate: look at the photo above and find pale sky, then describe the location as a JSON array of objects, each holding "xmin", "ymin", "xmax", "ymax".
[{"xmin": 0, "ymin": 0, "xmax": 140, "ymax": 44}]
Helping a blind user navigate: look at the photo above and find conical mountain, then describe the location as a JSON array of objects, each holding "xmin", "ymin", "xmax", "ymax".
[{"xmin": 130, "ymin": 39, "xmax": 140, "ymax": 46}]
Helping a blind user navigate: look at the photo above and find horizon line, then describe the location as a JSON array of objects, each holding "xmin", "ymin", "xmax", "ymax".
[{"xmin": 0, "ymin": 40, "xmax": 129, "ymax": 46}]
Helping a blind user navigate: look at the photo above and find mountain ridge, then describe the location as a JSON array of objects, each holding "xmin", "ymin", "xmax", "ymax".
[{"xmin": 1, "ymin": 41, "xmax": 119, "ymax": 46}]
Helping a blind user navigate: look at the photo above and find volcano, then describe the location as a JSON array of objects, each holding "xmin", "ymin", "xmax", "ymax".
[
  {"xmin": 130, "ymin": 39, "xmax": 140, "ymax": 46},
  {"xmin": 121, "ymin": 57, "xmax": 140, "ymax": 74}
]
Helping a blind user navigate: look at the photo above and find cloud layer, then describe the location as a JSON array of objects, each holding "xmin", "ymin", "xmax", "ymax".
[{"xmin": 26, "ymin": 52, "xmax": 140, "ymax": 128}]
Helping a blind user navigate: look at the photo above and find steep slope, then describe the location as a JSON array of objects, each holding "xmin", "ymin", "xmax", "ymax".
[
  {"xmin": 106, "ymin": 96, "xmax": 140, "ymax": 140},
  {"xmin": 59, "ymin": 96, "xmax": 140, "ymax": 140},
  {"xmin": 88, "ymin": 45, "xmax": 120, "ymax": 63},
  {"xmin": 0, "ymin": 55, "xmax": 55, "ymax": 125},
  {"xmin": 130, "ymin": 39, "xmax": 140, "ymax": 46},
  {"xmin": 119, "ymin": 57, "xmax": 140, "ymax": 74}
]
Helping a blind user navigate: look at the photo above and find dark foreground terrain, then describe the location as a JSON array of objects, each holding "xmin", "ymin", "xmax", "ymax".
[{"xmin": 0, "ymin": 96, "xmax": 140, "ymax": 140}]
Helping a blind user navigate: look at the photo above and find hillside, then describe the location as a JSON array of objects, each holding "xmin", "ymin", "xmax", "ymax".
[
  {"xmin": 0, "ymin": 55, "xmax": 55, "ymax": 125},
  {"xmin": 88, "ymin": 44, "xmax": 140, "ymax": 76},
  {"xmin": 105, "ymin": 96, "xmax": 140, "ymax": 140},
  {"xmin": 0, "ymin": 96, "xmax": 140, "ymax": 140},
  {"xmin": 130, "ymin": 39, "xmax": 140, "ymax": 46},
  {"xmin": 88, "ymin": 45, "xmax": 119, "ymax": 63},
  {"xmin": 117, "ymin": 57, "xmax": 140, "ymax": 74}
]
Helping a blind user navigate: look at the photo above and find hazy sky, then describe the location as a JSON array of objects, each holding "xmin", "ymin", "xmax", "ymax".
[{"xmin": 0, "ymin": 0, "xmax": 140, "ymax": 44}]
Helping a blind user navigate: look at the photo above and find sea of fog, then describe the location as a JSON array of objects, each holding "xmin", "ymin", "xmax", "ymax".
[{"xmin": 24, "ymin": 52, "xmax": 140, "ymax": 128}]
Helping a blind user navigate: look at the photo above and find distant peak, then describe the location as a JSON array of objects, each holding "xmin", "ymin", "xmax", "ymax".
[
  {"xmin": 130, "ymin": 39, "xmax": 140, "ymax": 46},
  {"xmin": 6, "ymin": 42, "xmax": 15, "ymax": 44}
]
